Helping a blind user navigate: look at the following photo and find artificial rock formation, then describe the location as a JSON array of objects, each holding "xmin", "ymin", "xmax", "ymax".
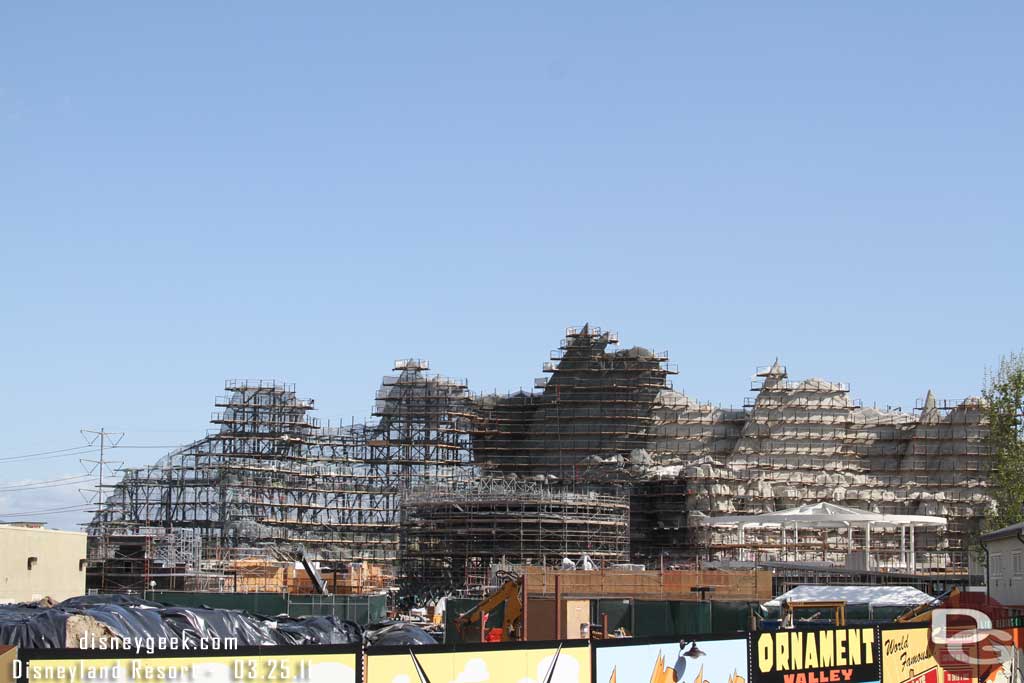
[{"xmin": 89, "ymin": 325, "xmax": 993, "ymax": 594}]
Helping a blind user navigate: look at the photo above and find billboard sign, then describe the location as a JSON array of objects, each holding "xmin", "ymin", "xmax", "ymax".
[
  {"xmin": 366, "ymin": 642, "xmax": 590, "ymax": 683},
  {"xmin": 594, "ymin": 636, "xmax": 748, "ymax": 683},
  {"xmin": 752, "ymin": 628, "xmax": 880, "ymax": 683},
  {"xmin": 882, "ymin": 628, "xmax": 947, "ymax": 683},
  {"xmin": 14, "ymin": 647, "xmax": 359, "ymax": 683}
]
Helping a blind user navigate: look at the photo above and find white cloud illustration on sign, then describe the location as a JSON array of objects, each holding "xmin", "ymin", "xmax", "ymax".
[
  {"xmin": 537, "ymin": 653, "xmax": 580, "ymax": 683},
  {"xmin": 306, "ymin": 661, "xmax": 355, "ymax": 683},
  {"xmin": 450, "ymin": 658, "xmax": 490, "ymax": 683}
]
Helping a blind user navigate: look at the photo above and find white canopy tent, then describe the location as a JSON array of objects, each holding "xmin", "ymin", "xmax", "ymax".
[
  {"xmin": 694, "ymin": 502, "xmax": 946, "ymax": 571},
  {"xmin": 764, "ymin": 584, "xmax": 937, "ymax": 608}
]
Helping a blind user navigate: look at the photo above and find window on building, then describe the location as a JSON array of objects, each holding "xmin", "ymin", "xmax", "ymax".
[
  {"xmin": 1014, "ymin": 551, "xmax": 1023, "ymax": 577},
  {"xmin": 991, "ymin": 553, "xmax": 1003, "ymax": 577}
]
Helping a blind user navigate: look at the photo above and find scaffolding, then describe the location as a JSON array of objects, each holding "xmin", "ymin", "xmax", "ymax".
[
  {"xmin": 472, "ymin": 324, "xmax": 677, "ymax": 479},
  {"xmin": 399, "ymin": 478, "xmax": 630, "ymax": 596},
  {"xmin": 89, "ymin": 362, "xmax": 474, "ymax": 594},
  {"xmin": 368, "ymin": 358, "xmax": 475, "ymax": 489},
  {"xmin": 87, "ymin": 323, "xmax": 996, "ymax": 595},
  {"xmin": 673, "ymin": 365, "xmax": 992, "ymax": 572}
]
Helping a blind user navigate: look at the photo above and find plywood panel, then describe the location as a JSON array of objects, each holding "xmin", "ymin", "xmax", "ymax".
[
  {"xmin": 527, "ymin": 597, "xmax": 557, "ymax": 641},
  {"xmin": 520, "ymin": 567, "xmax": 770, "ymax": 600},
  {"xmin": 565, "ymin": 599, "xmax": 590, "ymax": 639}
]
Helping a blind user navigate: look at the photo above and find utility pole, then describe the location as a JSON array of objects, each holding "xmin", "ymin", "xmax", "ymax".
[{"xmin": 81, "ymin": 428, "xmax": 124, "ymax": 592}]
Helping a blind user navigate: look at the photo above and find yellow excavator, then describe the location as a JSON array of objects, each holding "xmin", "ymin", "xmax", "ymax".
[
  {"xmin": 454, "ymin": 573, "xmax": 525, "ymax": 642},
  {"xmin": 895, "ymin": 587, "xmax": 961, "ymax": 623}
]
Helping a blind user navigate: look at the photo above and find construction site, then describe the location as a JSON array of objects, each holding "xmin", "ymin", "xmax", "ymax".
[{"xmin": 86, "ymin": 324, "xmax": 994, "ymax": 602}]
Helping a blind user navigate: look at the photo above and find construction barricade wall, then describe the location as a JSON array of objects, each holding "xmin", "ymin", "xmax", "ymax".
[
  {"xmin": 366, "ymin": 641, "xmax": 591, "ymax": 683},
  {"xmin": 14, "ymin": 644, "xmax": 360, "ymax": 683},
  {"xmin": 8, "ymin": 625, "xmax": 1022, "ymax": 683}
]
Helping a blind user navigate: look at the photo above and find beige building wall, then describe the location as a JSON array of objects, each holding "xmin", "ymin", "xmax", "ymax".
[
  {"xmin": 984, "ymin": 526, "xmax": 1024, "ymax": 608},
  {"xmin": 0, "ymin": 525, "xmax": 87, "ymax": 603}
]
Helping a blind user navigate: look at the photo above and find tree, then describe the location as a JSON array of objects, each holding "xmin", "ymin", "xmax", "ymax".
[{"xmin": 984, "ymin": 351, "xmax": 1024, "ymax": 530}]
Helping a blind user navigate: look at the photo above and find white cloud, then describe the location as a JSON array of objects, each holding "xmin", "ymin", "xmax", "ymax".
[
  {"xmin": 306, "ymin": 662, "xmax": 355, "ymax": 683},
  {"xmin": 0, "ymin": 474, "xmax": 93, "ymax": 530},
  {"xmin": 537, "ymin": 653, "xmax": 580, "ymax": 683},
  {"xmin": 450, "ymin": 658, "xmax": 490, "ymax": 683}
]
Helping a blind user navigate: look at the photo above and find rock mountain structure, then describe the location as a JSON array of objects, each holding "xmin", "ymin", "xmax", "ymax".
[{"xmin": 88, "ymin": 325, "xmax": 992, "ymax": 594}]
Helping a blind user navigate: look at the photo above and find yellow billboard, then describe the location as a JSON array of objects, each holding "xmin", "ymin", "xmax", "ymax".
[
  {"xmin": 882, "ymin": 627, "xmax": 967, "ymax": 683},
  {"xmin": 367, "ymin": 644, "xmax": 590, "ymax": 683},
  {"xmin": 753, "ymin": 628, "xmax": 879, "ymax": 683},
  {"xmin": 595, "ymin": 637, "xmax": 748, "ymax": 683},
  {"xmin": 14, "ymin": 650, "xmax": 358, "ymax": 683}
]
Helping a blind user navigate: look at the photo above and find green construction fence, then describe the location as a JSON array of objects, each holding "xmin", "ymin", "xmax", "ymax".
[{"xmin": 148, "ymin": 591, "xmax": 387, "ymax": 624}]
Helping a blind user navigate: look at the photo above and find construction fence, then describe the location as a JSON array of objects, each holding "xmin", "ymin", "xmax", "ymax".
[
  {"xmin": 149, "ymin": 590, "xmax": 387, "ymax": 623},
  {"xmin": 12, "ymin": 624, "xmax": 1024, "ymax": 683},
  {"xmin": 444, "ymin": 598, "xmax": 759, "ymax": 643}
]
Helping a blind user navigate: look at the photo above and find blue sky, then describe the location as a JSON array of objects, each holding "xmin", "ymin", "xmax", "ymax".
[
  {"xmin": 595, "ymin": 638, "xmax": 748, "ymax": 683},
  {"xmin": 2, "ymin": 2, "xmax": 1022, "ymax": 528}
]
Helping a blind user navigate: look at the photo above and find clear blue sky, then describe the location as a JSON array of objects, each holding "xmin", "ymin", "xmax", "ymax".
[{"xmin": 2, "ymin": 3, "xmax": 1022, "ymax": 529}]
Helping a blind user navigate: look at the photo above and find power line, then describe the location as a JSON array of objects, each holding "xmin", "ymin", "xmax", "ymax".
[
  {"xmin": 81, "ymin": 428, "xmax": 124, "ymax": 592},
  {"xmin": 0, "ymin": 445, "xmax": 98, "ymax": 463},
  {"xmin": 0, "ymin": 449, "xmax": 100, "ymax": 464},
  {"xmin": 0, "ymin": 503, "xmax": 92, "ymax": 517},
  {"xmin": 1, "ymin": 445, "xmax": 94, "ymax": 458},
  {"xmin": 0, "ymin": 475, "xmax": 97, "ymax": 493}
]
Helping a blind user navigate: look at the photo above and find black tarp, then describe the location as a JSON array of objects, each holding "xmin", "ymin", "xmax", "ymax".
[
  {"xmin": 277, "ymin": 616, "xmax": 362, "ymax": 645},
  {"xmin": 0, "ymin": 605, "xmax": 72, "ymax": 648},
  {"xmin": 59, "ymin": 595, "xmax": 164, "ymax": 609},
  {"xmin": 0, "ymin": 595, "xmax": 362, "ymax": 650},
  {"xmin": 363, "ymin": 621, "xmax": 437, "ymax": 647}
]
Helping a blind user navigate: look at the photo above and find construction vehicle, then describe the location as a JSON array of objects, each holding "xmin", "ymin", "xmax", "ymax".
[
  {"xmin": 780, "ymin": 600, "xmax": 847, "ymax": 628},
  {"xmin": 895, "ymin": 587, "xmax": 960, "ymax": 623},
  {"xmin": 454, "ymin": 572, "xmax": 524, "ymax": 642}
]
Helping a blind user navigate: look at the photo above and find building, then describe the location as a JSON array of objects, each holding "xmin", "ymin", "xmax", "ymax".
[
  {"xmin": 0, "ymin": 523, "xmax": 87, "ymax": 603},
  {"xmin": 980, "ymin": 521, "xmax": 1024, "ymax": 608},
  {"xmin": 86, "ymin": 324, "xmax": 995, "ymax": 596},
  {"xmin": 400, "ymin": 478, "xmax": 630, "ymax": 591}
]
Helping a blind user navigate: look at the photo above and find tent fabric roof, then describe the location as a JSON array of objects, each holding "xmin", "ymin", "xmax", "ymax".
[
  {"xmin": 695, "ymin": 501, "xmax": 946, "ymax": 528},
  {"xmin": 765, "ymin": 584, "xmax": 937, "ymax": 607}
]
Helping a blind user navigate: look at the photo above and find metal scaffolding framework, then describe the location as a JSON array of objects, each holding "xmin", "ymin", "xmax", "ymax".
[
  {"xmin": 472, "ymin": 325, "xmax": 677, "ymax": 478},
  {"xmin": 399, "ymin": 478, "xmax": 630, "ymax": 595},
  {"xmin": 87, "ymin": 324, "xmax": 995, "ymax": 595},
  {"xmin": 88, "ymin": 362, "xmax": 475, "ymax": 593}
]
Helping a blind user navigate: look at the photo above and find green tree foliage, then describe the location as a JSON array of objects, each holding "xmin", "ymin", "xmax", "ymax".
[{"xmin": 984, "ymin": 351, "xmax": 1024, "ymax": 530}]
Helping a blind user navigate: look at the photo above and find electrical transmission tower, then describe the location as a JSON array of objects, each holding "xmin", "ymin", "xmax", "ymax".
[{"xmin": 81, "ymin": 428, "xmax": 123, "ymax": 592}]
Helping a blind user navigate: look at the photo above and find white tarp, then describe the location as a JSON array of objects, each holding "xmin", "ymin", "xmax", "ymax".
[
  {"xmin": 765, "ymin": 584, "xmax": 937, "ymax": 607},
  {"xmin": 695, "ymin": 501, "xmax": 946, "ymax": 528}
]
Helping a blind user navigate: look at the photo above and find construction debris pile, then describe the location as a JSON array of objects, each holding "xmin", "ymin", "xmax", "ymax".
[{"xmin": 87, "ymin": 325, "xmax": 993, "ymax": 596}]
